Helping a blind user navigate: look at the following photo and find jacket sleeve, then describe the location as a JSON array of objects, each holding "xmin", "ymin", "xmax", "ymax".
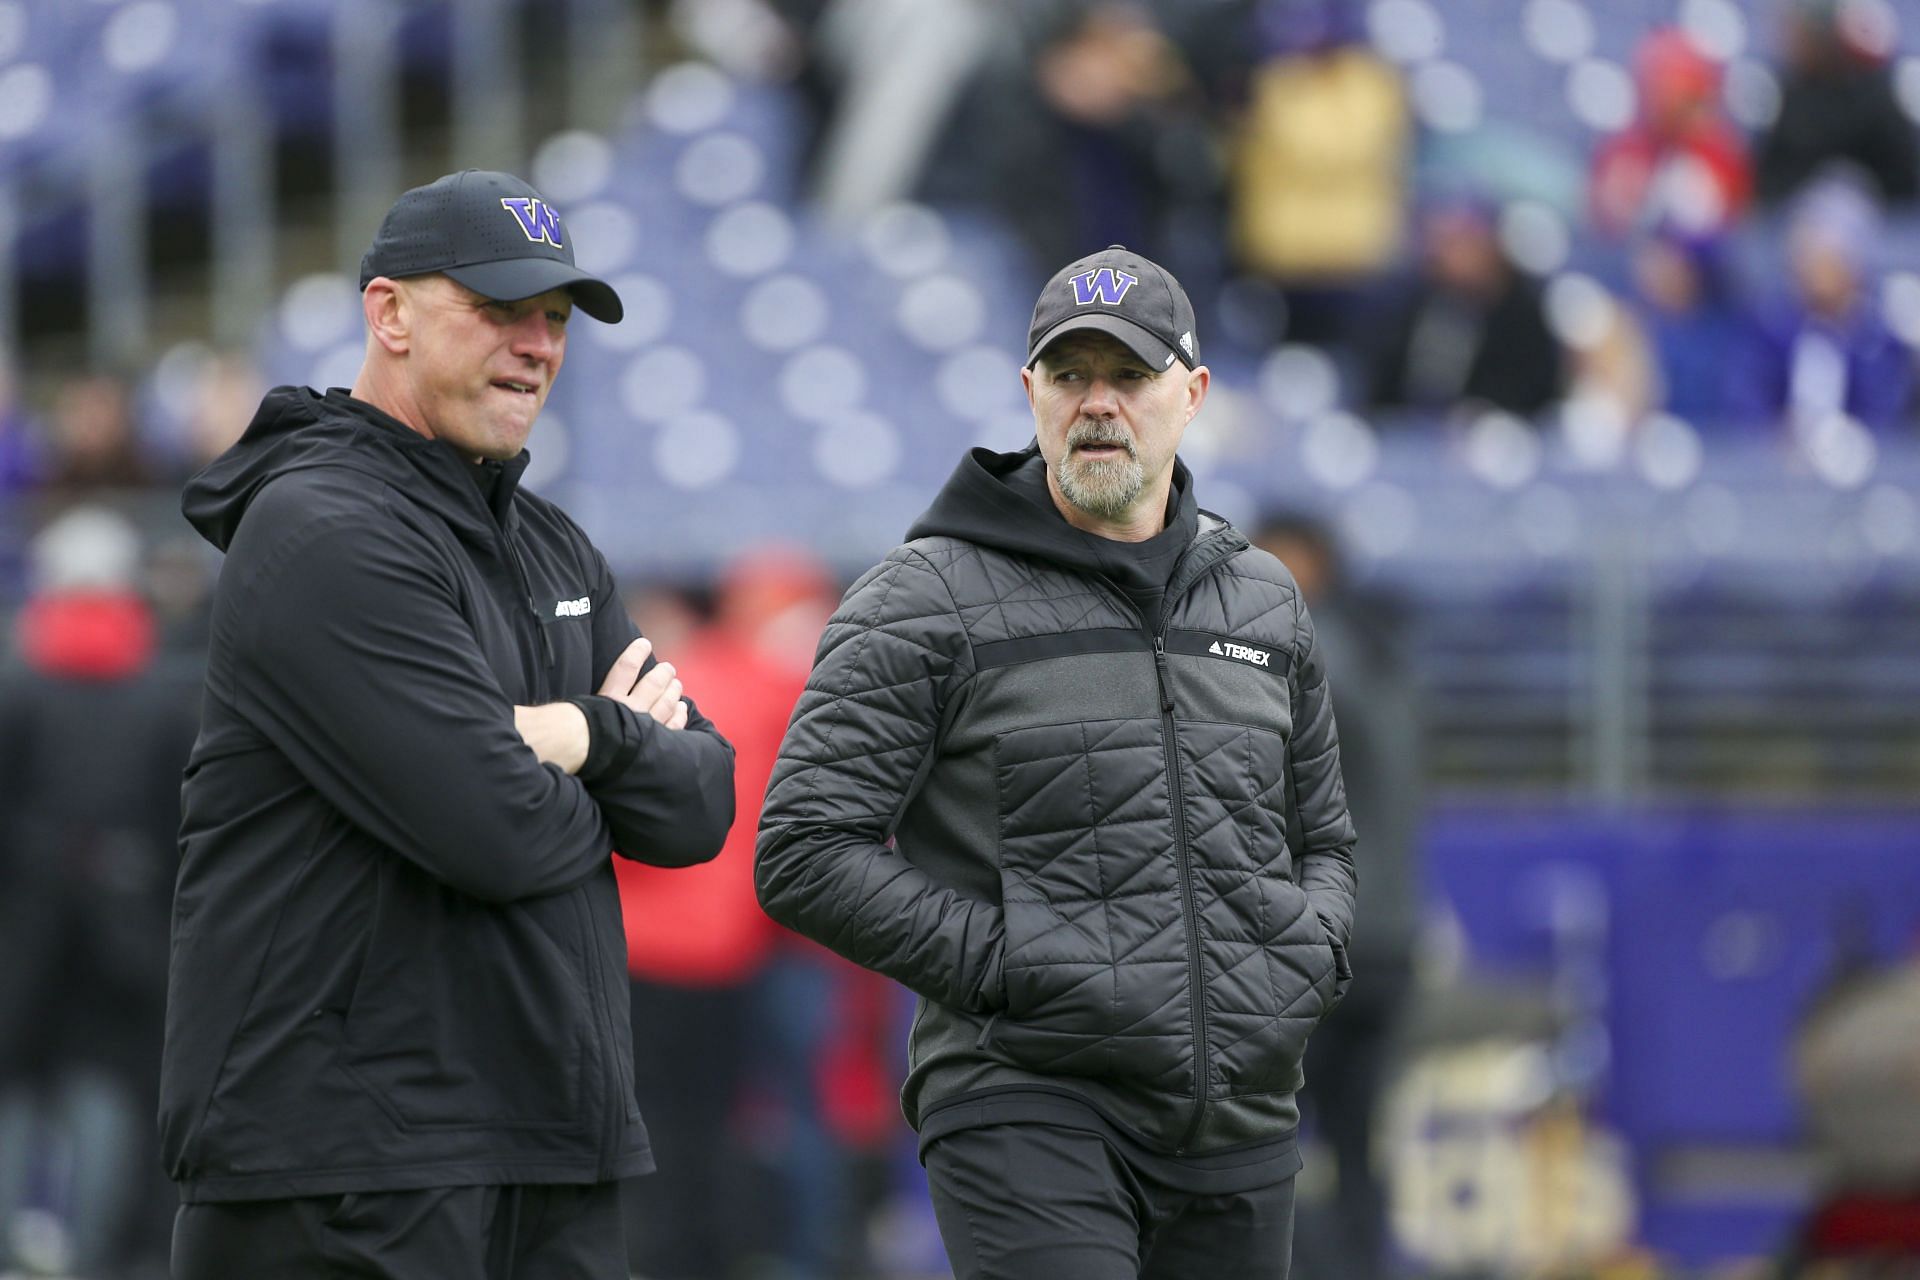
[
  {"xmin": 755, "ymin": 547, "xmax": 1005, "ymax": 1014},
  {"xmin": 576, "ymin": 545, "xmax": 736, "ymax": 867},
  {"xmin": 231, "ymin": 506, "xmax": 615, "ymax": 904},
  {"xmin": 1290, "ymin": 595, "xmax": 1360, "ymax": 961}
]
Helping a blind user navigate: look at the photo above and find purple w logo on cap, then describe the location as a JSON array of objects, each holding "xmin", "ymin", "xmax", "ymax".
[
  {"xmin": 501, "ymin": 197, "xmax": 564, "ymax": 248},
  {"xmin": 1070, "ymin": 267, "xmax": 1138, "ymax": 307}
]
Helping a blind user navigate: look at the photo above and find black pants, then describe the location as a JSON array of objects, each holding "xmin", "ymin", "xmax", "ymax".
[
  {"xmin": 925, "ymin": 1123, "xmax": 1296, "ymax": 1280},
  {"xmin": 623, "ymin": 978, "xmax": 753, "ymax": 1279},
  {"xmin": 170, "ymin": 1182, "xmax": 626, "ymax": 1280}
]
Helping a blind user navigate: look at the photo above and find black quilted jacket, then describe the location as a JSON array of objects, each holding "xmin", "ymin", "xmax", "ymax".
[{"xmin": 757, "ymin": 447, "xmax": 1357, "ymax": 1155}]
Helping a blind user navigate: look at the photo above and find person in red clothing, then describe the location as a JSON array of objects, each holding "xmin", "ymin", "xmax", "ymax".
[
  {"xmin": 1591, "ymin": 28, "xmax": 1752, "ymax": 237},
  {"xmin": 0, "ymin": 507, "xmax": 200, "ymax": 1277},
  {"xmin": 616, "ymin": 546, "xmax": 838, "ymax": 1280}
]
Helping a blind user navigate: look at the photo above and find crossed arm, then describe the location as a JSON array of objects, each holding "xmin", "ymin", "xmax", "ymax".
[
  {"xmin": 514, "ymin": 635, "xmax": 688, "ymax": 773},
  {"xmin": 234, "ymin": 505, "xmax": 733, "ymax": 899}
]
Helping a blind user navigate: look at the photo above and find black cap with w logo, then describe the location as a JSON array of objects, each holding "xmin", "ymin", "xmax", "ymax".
[
  {"xmin": 358, "ymin": 169, "xmax": 624, "ymax": 323},
  {"xmin": 1025, "ymin": 245, "xmax": 1197, "ymax": 372}
]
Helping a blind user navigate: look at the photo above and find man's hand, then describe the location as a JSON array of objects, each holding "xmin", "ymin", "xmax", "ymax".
[
  {"xmin": 512, "ymin": 637, "xmax": 690, "ymax": 771},
  {"xmin": 596, "ymin": 636, "xmax": 690, "ymax": 730},
  {"xmin": 513, "ymin": 702, "xmax": 590, "ymax": 774}
]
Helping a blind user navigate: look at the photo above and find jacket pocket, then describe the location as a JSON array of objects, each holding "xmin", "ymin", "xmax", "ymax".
[
  {"xmin": 1168, "ymin": 719, "xmax": 1332, "ymax": 1096},
  {"xmin": 989, "ymin": 718, "xmax": 1193, "ymax": 1091},
  {"xmin": 1321, "ymin": 913, "xmax": 1354, "ymax": 1013},
  {"xmin": 340, "ymin": 858, "xmax": 588, "ymax": 1130},
  {"xmin": 1207, "ymin": 873, "xmax": 1338, "ymax": 1097}
]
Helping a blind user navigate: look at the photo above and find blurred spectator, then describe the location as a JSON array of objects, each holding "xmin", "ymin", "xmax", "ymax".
[
  {"xmin": 1786, "ymin": 946, "xmax": 1920, "ymax": 1271},
  {"xmin": 1590, "ymin": 28, "xmax": 1751, "ymax": 237},
  {"xmin": 42, "ymin": 375, "xmax": 155, "ymax": 496},
  {"xmin": 748, "ymin": 929, "xmax": 904, "ymax": 1280},
  {"xmin": 1757, "ymin": 0, "xmax": 1919, "ymax": 208},
  {"xmin": 126, "ymin": 348, "xmax": 267, "ymax": 486},
  {"xmin": 1363, "ymin": 198, "xmax": 1566, "ymax": 420},
  {"xmin": 1560, "ymin": 282, "xmax": 1662, "ymax": 433},
  {"xmin": 922, "ymin": 1, "xmax": 1218, "ymax": 271},
  {"xmin": 0, "ymin": 507, "xmax": 199, "ymax": 1278},
  {"xmin": 1254, "ymin": 512, "xmax": 1423, "ymax": 1280},
  {"xmin": 1626, "ymin": 226, "xmax": 1749, "ymax": 426},
  {"xmin": 1228, "ymin": 0, "xmax": 1408, "ymax": 345},
  {"xmin": 804, "ymin": 0, "xmax": 995, "ymax": 224},
  {"xmin": 616, "ymin": 549, "xmax": 840, "ymax": 1279},
  {"xmin": 664, "ymin": 0, "xmax": 821, "ymax": 82},
  {"xmin": 0, "ymin": 354, "xmax": 43, "ymax": 495},
  {"xmin": 1729, "ymin": 174, "xmax": 1914, "ymax": 431},
  {"xmin": 621, "ymin": 581, "xmax": 705, "ymax": 659},
  {"xmin": 180, "ymin": 352, "xmax": 265, "ymax": 474},
  {"xmin": 653, "ymin": 548, "xmax": 910, "ymax": 1279},
  {"xmin": 732, "ymin": 550, "xmax": 904, "ymax": 1280},
  {"xmin": 143, "ymin": 534, "xmax": 220, "ymax": 656},
  {"xmin": 1420, "ymin": 123, "xmax": 1589, "ymax": 217}
]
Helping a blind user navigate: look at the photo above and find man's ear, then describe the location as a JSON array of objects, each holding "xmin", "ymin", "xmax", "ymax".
[
  {"xmin": 362, "ymin": 278, "xmax": 411, "ymax": 356},
  {"xmin": 1184, "ymin": 364, "xmax": 1210, "ymax": 424}
]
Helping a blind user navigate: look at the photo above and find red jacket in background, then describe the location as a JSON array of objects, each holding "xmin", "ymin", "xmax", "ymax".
[
  {"xmin": 1591, "ymin": 28, "xmax": 1752, "ymax": 235},
  {"xmin": 615, "ymin": 628, "xmax": 801, "ymax": 986}
]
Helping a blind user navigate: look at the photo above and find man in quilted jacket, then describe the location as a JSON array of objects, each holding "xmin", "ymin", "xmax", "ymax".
[{"xmin": 757, "ymin": 245, "xmax": 1359, "ymax": 1278}]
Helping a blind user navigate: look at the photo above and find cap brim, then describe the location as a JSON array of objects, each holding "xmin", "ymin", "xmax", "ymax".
[
  {"xmin": 445, "ymin": 258, "xmax": 624, "ymax": 324},
  {"xmin": 1025, "ymin": 313, "xmax": 1186, "ymax": 372}
]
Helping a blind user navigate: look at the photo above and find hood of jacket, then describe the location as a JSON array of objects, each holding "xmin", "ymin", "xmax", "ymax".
[
  {"xmin": 182, "ymin": 386, "xmax": 528, "ymax": 553},
  {"xmin": 905, "ymin": 444, "xmax": 1200, "ymax": 579}
]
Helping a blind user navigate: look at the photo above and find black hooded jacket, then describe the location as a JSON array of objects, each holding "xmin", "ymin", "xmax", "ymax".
[
  {"xmin": 160, "ymin": 387, "xmax": 735, "ymax": 1202},
  {"xmin": 758, "ymin": 446, "xmax": 1356, "ymax": 1176}
]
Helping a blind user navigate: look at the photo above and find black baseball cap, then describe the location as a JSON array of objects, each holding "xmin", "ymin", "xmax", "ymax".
[
  {"xmin": 358, "ymin": 169, "xmax": 624, "ymax": 323},
  {"xmin": 1025, "ymin": 245, "xmax": 1198, "ymax": 372}
]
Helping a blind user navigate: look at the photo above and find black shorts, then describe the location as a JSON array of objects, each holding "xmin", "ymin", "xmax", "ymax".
[
  {"xmin": 170, "ymin": 1181, "xmax": 625, "ymax": 1280},
  {"xmin": 925, "ymin": 1122, "xmax": 1296, "ymax": 1280}
]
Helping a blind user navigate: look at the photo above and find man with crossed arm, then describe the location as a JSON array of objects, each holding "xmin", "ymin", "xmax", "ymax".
[{"xmin": 162, "ymin": 170, "xmax": 735, "ymax": 1278}]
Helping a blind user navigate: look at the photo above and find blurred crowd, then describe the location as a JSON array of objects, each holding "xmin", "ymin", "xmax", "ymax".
[
  {"xmin": 726, "ymin": 0, "xmax": 1920, "ymax": 445},
  {"xmin": 6, "ymin": 0, "xmax": 1920, "ymax": 501},
  {"xmin": 3, "ymin": 0, "xmax": 1920, "ymax": 1277}
]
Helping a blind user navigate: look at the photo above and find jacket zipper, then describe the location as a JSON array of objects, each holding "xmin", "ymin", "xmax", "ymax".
[
  {"xmin": 1151, "ymin": 631, "xmax": 1209, "ymax": 1153},
  {"xmin": 500, "ymin": 528, "xmax": 556, "ymax": 676},
  {"xmin": 1098, "ymin": 525, "xmax": 1244, "ymax": 1154},
  {"xmin": 465, "ymin": 457, "xmax": 556, "ymax": 677}
]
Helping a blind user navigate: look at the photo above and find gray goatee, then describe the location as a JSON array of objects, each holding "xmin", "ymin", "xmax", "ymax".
[{"xmin": 1056, "ymin": 418, "xmax": 1145, "ymax": 520}]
